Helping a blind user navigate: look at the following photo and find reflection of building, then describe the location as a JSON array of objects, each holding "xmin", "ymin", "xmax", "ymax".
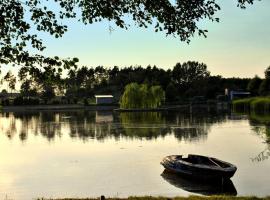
[
  {"xmin": 95, "ymin": 111, "xmax": 113, "ymax": 123},
  {"xmin": 95, "ymin": 95, "xmax": 114, "ymax": 104}
]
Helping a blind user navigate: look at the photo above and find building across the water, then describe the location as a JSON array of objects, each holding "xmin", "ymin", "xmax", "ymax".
[
  {"xmin": 0, "ymin": 92, "xmax": 20, "ymax": 98},
  {"xmin": 95, "ymin": 95, "xmax": 114, "ymax": 104},
  {"xmin": 225, "ymin": 89, "xmax": 250, "ymax": 101}
]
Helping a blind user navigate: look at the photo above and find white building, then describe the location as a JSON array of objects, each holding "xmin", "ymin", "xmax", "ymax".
[{"xmin": 95, "ymin": 95, "xmax": 114, "ymax": 104}]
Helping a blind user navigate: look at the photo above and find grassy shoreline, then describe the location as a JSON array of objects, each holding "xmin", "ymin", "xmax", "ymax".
[
  {"xmin": 0, "ymin": 104, "xmax": 118, "ymax": 112},
  {"xmin": 232, "ymin": 97, "xmax": 270, "ymax": 113},
  {"xmin": 38, "ymin": 196, "xmax": 270, "ymax": 200}
]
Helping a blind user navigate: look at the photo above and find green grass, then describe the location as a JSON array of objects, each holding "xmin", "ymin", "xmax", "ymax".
[
  {"xmin": 37, "ymin": 196, "xmax": 270, "ymax": 200},
  {"xmin": 250, "ymin": 98, "xmax": 270, "ymax": 113},
  {"xmin": 232, "ymin": 97, "xmax": 270, "ymax": 113},
  {"xmin": 250, "ymin": 112, "xmax": 270, "ymax": 124},
  {"xmin": 232, "ymin": 98, "xmax": 255, "ymax": 112}
]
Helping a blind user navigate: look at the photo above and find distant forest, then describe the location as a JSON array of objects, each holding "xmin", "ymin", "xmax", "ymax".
[{"xmin": 0, "ymin": 61, "xmax": 267, "ymax": 105}]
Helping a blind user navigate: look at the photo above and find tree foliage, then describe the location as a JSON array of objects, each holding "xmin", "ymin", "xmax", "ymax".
[
  {"xmin": 120, "ymin": 83, "xmax": 165, "ymax": 109},
  {"xmin": 247, "ymin": 75, "xmax": 262, "ymax": 95},
  {"xmin": 0, "ymin": 0, "xmax": 257, "ymax": 71},
  {"xmin": 0, "ymin": 61, "xmax": 255, "ymax": 104},
  {"xmin": 265, "ymin": 66, "xmax": 270, "ymax": 79},
  {"xmin": 259, "ymin": 79, "xmax": 270, "ymax": 96},
  {"xmin": 3, "ymin": 71, "xmax": 17, "ymax": 92},
  {"xmin": 172, "ymin": 61, "xmax": 210, "ymax": 87}
]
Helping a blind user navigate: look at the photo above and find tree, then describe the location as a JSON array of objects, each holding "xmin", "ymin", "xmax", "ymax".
[
  {"xmin": 258, "ymin": 66, "xmax": 270, "ymax": 96},
  {"xmin": 172, "ymin": 61, "xmax": 210, "ymax": 87},
  {"xmin": 150, "ymin": 85, "xmax": 165, "ymax": 107},
  {"xmin": 265, "ymin": 66, "xmax": 270, "ymax": 79},
  {"xmin": 120, "ymin": 83, "xmax": 165, "ymax": 109},
  {"xmin": 166, "ymin": 82, "xmax": 178, "ymax": 102},
  {"xmin": 120, "ymin": 83, "xmax": 142, "ymax": 109},
  {"xmin": 1, "ymin": 89, "xmax": 8, "ymax": 96},
  {"xmin": 259, "ymin": 79, "xmax": 270, "ymax": 96},
  {"xmin": 42, "ymin": 85, "xmax": 56, "ymax": 103},
  {"xmin": 0, "ymin": 0, "xmax": 256, "ymax": 71},
  {"xmin": 3, "ymin": 71, "xmax": 17, "ymax": 93},
  {"xmin": 20, "ymin": 80, "xmax": 38, "ymax": 97},
  {"xmin": 247, "ymin": 75, "xmax": 262, "ymax": 96}
]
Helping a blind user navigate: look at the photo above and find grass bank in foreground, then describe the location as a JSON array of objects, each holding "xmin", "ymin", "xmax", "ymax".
[{"xmin": 38, "ymin": 196, "xmax": 270, "ymax": 200}]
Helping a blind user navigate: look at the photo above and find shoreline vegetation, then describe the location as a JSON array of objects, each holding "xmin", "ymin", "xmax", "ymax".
[
  {"xmin": 0, "ymin": 62, "xmax": 251, "ymax": 109},
  {"xmin": 0, "ymin": 102, "xmax": 230, "ymax": 112},
  {"xmin": 37, "ymin": 196, "xmax": 270, "ymax": 200},
  {"xmin": 1, "ymin": 65, "xmax": 270, "ymax": 111},
  {"xmin": 232, "ymin": 97, "xmax": 270, "ymax": 113},
  {"xmin": 120, "ymin": 83, "xmax": 165, "ymax": 109}
]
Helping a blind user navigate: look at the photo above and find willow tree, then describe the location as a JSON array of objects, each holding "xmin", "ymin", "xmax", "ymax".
[
  {"xmin": 151, "ymin": 86, "xmax": 166, "ymax": 108},
  {"xmin": 120, "ymin": 83, "xmax": 142, "ymax": 109},
  {"xmin": 120, "ymin": 83, "xmax": 165, "ymax": 109}
]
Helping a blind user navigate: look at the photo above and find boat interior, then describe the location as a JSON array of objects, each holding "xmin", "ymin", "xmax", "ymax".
[{"xmin": 181, "ymin": 155, "xmax": 230, "ymax": 168}]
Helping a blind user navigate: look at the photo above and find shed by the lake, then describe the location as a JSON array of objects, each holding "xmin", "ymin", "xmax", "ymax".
[
  {"xmin": 95, "ymin": 95, "xmax": 114, "ymax": 104},
  {"xmin": 229, "ymin": 90, "xmax": 250, "ymax": 101}
]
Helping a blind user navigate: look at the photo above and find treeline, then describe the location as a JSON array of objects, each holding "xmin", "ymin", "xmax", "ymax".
[
  {"xmin": 247, "ymin": 67, "xmax": 270, "ymax": 96},
  {"xmin": 0, "ymin": 61, "xmax": 255, "ymax": 105}
]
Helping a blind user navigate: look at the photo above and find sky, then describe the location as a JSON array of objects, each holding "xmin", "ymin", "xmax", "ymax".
[{"xmin": 2, "ymin": 0, "xmax": 270, "ymax": 79}]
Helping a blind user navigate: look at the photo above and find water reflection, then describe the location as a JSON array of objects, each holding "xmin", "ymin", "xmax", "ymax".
[
  {"xmin": 0, "ymin": 111, "xmax": 228, "ymax": 142},
  {"xmin": 249, "ymin": 113, "xmax": 270, "ymax": 142},
  {"xmin": 119, "ymin": 112, "xmax": 168, "ymax": 139},
  {"xmin": 242, "ymin": 113, "xmax": 270, "ymax": 162},
  {"xmin": 251, "ymin": 148, "xmax": 270, "ymax": 163},
  {"xmin": 1, "ymin": 110, "xmax": 270, "ymax": 199},
  {"xmin": 161, "ymin": 170, "xmax": 237, "ymax": 196}
]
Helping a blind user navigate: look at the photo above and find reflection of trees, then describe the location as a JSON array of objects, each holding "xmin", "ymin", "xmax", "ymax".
[
  {"xmin": 119, "ymin": 112, "xmax": 227, "ymax": 141},
  {"xmin": 118, "ymin": 112, "xmax": 169, "ymax": 139},
  {"xmin": 246, "ymin": 113, "xmax": 270, "ymax": 162},
  {"xmin": 249, "ymin": 113, "xmax": 270, "ymax": 143},
  {"xmin": 0, "ymin": 111, "xmax": 228, "ymax": 142},
  {"xmin": 251, "ymin": 148, "xmax": 270, "ymax": 163},
  {"xmin": 0, "ymin": 112, "xmax": 18, "ymax": 139},
  {"xmin": 171, "ymin": 112, "xmax": 226, "ymax": 142}
]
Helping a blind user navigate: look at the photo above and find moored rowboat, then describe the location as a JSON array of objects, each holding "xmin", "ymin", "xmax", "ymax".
[{"xmin": 161, "ymin": 154, "xmax": 237, "ymax": 180}]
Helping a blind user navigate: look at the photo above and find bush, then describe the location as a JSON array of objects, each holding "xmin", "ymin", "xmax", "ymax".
[
  {"xmin": 73, "ymin": 98, "xmax": 78, "ymax": 104},
  {"xmin": 232, "ymin": 98, "xmax": 255, "ymax": 112},
  {"xmin": 27, "ymin": 98, "xmax": 40, "ymax": 105},
  {"xmin": 233, "ymin": 97, "xmax": 270, "ymax": 114},
  {"xmin": 13, "ymin": 96, "xmax": 24, "ymax": 106},
  {"xmin": 51, "ymin": 99, "xmax": 60, "ymax": 105},
  {"xmin": 250, "ymin": 97, "xmax": 270, "ymax": 114},
  {"xmin": 13, "ymin": 97, "xmax": 40, "ymax": 106},
  {"xmin": 2, "ymin": 99, "xmax": 10, "ymax": 106},
  {"xmin": 84, "ymin": 98, "xmax": 89, "ymax": 106}
]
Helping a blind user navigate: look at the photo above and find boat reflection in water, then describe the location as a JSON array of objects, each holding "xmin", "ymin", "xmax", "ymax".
[{"xmin": 161, "ymin": 170, "xmax": 237, "ymax": 196}]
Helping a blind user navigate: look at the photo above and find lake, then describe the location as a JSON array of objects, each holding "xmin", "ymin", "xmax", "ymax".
[{"xmin": 0, "ymin": 110, "xmax": 269, "ymax": 199}]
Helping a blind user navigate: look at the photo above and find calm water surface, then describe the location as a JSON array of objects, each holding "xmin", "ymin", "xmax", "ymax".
[{"xmin": 0, "ymin": 111, "xmax": 269, "ymax": 199}]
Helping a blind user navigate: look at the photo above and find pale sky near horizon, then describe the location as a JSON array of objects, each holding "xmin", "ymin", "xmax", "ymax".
[{"xmin": 2, "ymin": 0, "xmax": 270, "ymax": 79}]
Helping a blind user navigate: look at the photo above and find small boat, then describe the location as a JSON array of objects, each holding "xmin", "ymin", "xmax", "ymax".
[{"xmin": 161, "ymin": 154, "xmax": 237, "ymax": 180}]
